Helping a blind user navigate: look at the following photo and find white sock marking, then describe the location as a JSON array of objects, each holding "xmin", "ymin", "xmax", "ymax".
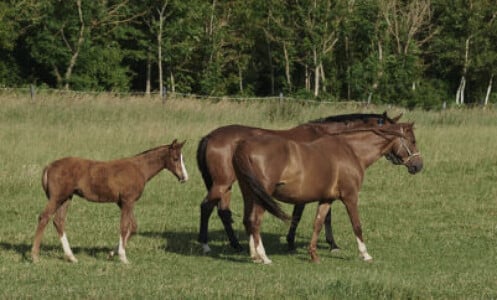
[
  {"xmin": 356, "ymin": 237, "xmax": 373, "ymax": 261},
  {"xmin": 60, "ymin": 233, "xmax": 77, "ymax": 262},
  {"xmin": 118, "ymin": 235, "xmax": 129, "ymax": 264}
]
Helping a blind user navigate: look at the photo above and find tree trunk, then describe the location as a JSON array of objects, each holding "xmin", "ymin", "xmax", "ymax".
[
  {"xmin": 157, "ymin": 2, "xmax": 168, "ymax": 98},
  {"xmin": 283, "ymin": 42, "xmax": 292, "ymax": 92},
  {"xmin": 170, "ymin": 71, "xmax": 175, "ymax": 94},
  {"xmin": 313, "ymin": 48, "xmax": 319, "ymax": 97},
  {"xmin": 63, "ymin": 0, "xmax": 85, "ymax": 90},
  {"xmin": 145, "ymin": 51, "xmax": 151, "ymax": 96},
  {"xmin": 456, "ymin": 37, "xmax": 470, "ymax": 105},
  {"xmin": 484, "ymin": 75, "xmax": 493, "ymax": 106},
  {"xmin": 157, "ymin": 14, "xmax": 163, "ymax": 97},
  {"xmin": 238, "ymin": 64, "xmax": 243, "ymax": 93},
  {"xmin": 305, "ymin": 64, "xmax": 310, "ymax": 92},
  {"xmin": 267, "ymin": 42, "xmax": 274, "ymax": 95},
  {"xmin": 456, "ymin": 76, "xmax": 466, "ymax": 105}
]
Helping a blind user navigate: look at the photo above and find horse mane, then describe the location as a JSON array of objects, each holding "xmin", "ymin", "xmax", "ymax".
[
  {"xmin": 134, "ymin": 144, "xmax": 169, "ymax": 157},
  {"xmin": 306, "ymin": 113, "xmax": 393, "ymax": 124}
]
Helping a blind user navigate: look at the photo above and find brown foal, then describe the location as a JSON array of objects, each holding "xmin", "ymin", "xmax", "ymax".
[
  {"xmin": 31, "ymin": 139, "xmax": 188, "ymax": 264},
  {"xmin": 233, "ymin": 123, "xmax": 423, "ymax": 264}
]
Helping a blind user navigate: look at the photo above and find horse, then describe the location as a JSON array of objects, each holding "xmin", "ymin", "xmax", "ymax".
[
  {"xmin": 196, "ymin": 112, "xmax": 402, "ymax": 253},
  {"xmin": 31, "ymin": 139, "xmax": 188, "ymax": 264},
  {"xmin": 232, "ymin": 123, "xmax": 422, "ymax": 264}
]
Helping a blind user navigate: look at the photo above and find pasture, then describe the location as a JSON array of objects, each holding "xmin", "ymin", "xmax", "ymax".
[{"xmin": 0, "ymin": 93, "xmax": 496, "ymax": 298}]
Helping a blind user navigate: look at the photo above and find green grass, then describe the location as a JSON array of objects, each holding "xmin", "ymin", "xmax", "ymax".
[{"xmin": 1, "ymin": 93, "xmax": 497, "ymax": 298}]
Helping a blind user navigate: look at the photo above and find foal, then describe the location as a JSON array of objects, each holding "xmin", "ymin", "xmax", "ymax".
[{"xmin": 31, "ymin": 139, "xmax": 188, "ymax": 264}]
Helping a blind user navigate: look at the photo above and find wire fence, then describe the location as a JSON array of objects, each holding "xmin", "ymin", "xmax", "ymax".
[{"xmin": 0, "ymin": 86, "xmax": 368, "ymax": 107}]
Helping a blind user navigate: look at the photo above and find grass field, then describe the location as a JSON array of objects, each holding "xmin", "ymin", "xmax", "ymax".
[{"xmin": 1, "ymin": 93, "xmax": 496, "ymax": 298}]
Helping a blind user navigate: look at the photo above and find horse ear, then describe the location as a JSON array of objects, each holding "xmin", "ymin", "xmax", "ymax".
[
  {"xmin": 180, "ymin": 140, "xmax": 187, "ymax": 147},
  {"xmin": 392, "ymin": 112, "xmax": 403, "ymax": 122},
  {"xmin": 171, "ymin": 139, "xmax": 178, "ymax": 147}
]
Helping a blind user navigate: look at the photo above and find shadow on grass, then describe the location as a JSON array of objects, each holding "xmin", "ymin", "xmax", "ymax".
[
  {"xmin": 138, "ymin": 229, "xmax": 347, "ymax": 263},
  {"xmin": 0, "ymin": 232, "xmax": 346, "ymax": 263},
  {"xmin": 0, "ymin": 241, "xmax": 114, "ymax": 262}
]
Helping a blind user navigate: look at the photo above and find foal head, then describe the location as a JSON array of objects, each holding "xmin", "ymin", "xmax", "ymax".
[
  {"xmin": 166, "ymin": 139, "xmax": 189, "ymax": 183},
  {"xmin": 385, "ymin": 123, "xmax": 423, "ymax": 174}
]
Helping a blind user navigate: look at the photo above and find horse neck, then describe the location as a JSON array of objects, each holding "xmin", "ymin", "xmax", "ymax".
[
  {"xmin": 132, "ymin": 146, "xmax": 169, "ymax": 181},
  {"xmin": 339, "ymin": 131, "xmax": 394, "ymax": 168}
]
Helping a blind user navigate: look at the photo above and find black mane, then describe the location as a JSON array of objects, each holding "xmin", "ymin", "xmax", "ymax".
[{"xmin": 307, "ymin": 112, "xmax": 392, "ymax": 124}]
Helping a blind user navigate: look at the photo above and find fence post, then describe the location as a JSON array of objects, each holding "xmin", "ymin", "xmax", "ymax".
[
  {"xmin": 162, "ymin": 86, "xmax": 167, "ymax": 104},
  {"xmin": 30, "ymin": 84, "xmax": 35, "ymax": 102}
]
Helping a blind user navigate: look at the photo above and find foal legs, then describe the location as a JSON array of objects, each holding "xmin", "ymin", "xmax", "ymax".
[
  {"xmin": 109, "ymin": 202, "xmax": 135, "ymax": 264},
  {"xmin": 53, "ymin": 199, "xmax": 77, "ymax": 263},
  {"xmin": 32, "ymin": 198, "xmax": 62, "ymax": 263}
]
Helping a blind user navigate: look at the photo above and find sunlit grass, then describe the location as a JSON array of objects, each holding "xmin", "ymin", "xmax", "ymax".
[{"xmin": 1, "ymin": 93, "xmax": 497, "ymax": 298}]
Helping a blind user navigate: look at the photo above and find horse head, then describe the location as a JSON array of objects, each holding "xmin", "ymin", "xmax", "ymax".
[
  {"xmin": 385, "ymin": 123, "xmax": 423, "ymax": 174},
  {"xmin": 167, "ymin": 139, "xmax": 189, "ymax": 182}
]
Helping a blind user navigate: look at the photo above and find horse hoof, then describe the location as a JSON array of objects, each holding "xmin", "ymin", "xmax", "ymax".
[
  {"xmin": 330, "ymin": 247, "xmax": 340, "ymax": 253},
  {"xmin": 31, "ymin": 255, "xmax": 40, "ymax": 264},
  {"xmin": 201, "ymin": 244, "xmax": 211, "ymax": 254},
  {"xmin": 66, "ymin": 255, "xmax": 78, "ymax": 263},
  {"xmin": 362, "ymin": 255, "xmax": 373, "ymax": 262},
  {"xmin": 232, "ymin": 244, "xmax": 244, "ymax": 253}
]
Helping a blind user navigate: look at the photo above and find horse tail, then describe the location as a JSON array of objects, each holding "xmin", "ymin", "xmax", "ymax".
[
  {"xmin": 41, "ymin": 166, "xmax": 50, "ymax": 199},
  {"xmin": 196, "ymin": 135, "xmax": 213, "ymax": 190},
  {"xmin": 233, "ymin": 149, "xmax": 290, "ymax": 222}
]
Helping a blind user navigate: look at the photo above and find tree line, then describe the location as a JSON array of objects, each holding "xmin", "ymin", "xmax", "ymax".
[{"xmin": 0, "ymin": 0, "xmax": 496, "ymax": 108}]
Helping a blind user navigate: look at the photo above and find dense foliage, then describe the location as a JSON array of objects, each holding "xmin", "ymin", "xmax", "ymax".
[{"xmin": 1, "ymin": 0, "xmax": 496, "ymax": 108}]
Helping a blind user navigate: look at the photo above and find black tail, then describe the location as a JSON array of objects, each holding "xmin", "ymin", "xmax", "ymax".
[
  {"xmin": 196, "ymin": 136, "xmax": 213, "ymax": 190},
  {"xmin": 233, "ymin": 152, "xmax": 290, "ymax": 221}
]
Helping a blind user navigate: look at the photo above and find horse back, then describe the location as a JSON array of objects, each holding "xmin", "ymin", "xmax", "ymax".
[{"xmin": 44, "ymin": 157, "xmax": 146, "ymax": 202}]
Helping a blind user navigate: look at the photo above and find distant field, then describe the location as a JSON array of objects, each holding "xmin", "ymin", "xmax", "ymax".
[{"xmin": 0, "ymin": 93, "xmax": 496, "ymax": 298}]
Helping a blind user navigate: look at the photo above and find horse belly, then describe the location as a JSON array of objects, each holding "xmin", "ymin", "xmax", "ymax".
[{"xmin": 273, "ymin": 180, "xmax": 323, "ymax": 204}]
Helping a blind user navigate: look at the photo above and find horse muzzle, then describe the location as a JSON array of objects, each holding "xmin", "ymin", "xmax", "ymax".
[{"xmin": 406, "ymin": 156, "xmax": 423, "ymax": 174}]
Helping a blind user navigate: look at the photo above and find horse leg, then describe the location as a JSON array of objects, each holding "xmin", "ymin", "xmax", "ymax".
[
  {"xmin": 218, "ymin": 189, "xmax": 243, "ymax": 251},
  {"xmin": 198, "ymin": 197, "xmax": 216, "ymax": 253},
  {"xmin": 249, "ymin": 204, "xmax": 271, "ymax": 264},
  {"xmin": 343, "ymin": 197, "xmax": 372, "ymax": 262},
  {"xmin": 308, "ymin": 202, "xmax": 331, "ymax": 263},
  {"xmin": 31, "ymin": 199, "xmax": 59, "ymax": 263},
  {"xmin": 324, "ymin": 206, "xmax": 340, "ymax": 251},
  {"xmin": 53, "ymin": 199, "xmax": 77, "ymax": 263},
  {"xmin": 110, "ymin": 202, "xmax": 134, "ymax": 264},
  {"xmin": 286, "ymin": 203, "xmax": 305, "ymax": 251}
]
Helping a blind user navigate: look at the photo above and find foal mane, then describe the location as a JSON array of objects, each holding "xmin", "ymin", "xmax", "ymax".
[
  {"xmin": 306, "ymin": 112, "xmax": 394, "ymax": 125},
  {"xmin": 134, "ymin": 144, "xmax": 169, "ymax": 157}
]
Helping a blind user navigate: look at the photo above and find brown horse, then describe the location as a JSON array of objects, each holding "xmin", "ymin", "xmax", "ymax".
[
  {"xmin": 233, "ymin": 123, "xmax": 422, "ymax": 264},
  {"xmin": 31, "ymin": 139, "xmax": 188, "ymax": 264},
  {"xmin": 196, "ymin": 112, "xmax": 401, "ymax": 253}
]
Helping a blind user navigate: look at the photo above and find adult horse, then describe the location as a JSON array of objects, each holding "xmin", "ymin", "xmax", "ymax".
[
  {"xmin": 196, "ymin": 112, "xmax": 401, "ymax": 253},
  {"xmin": 233, "ymin": 123, "xmax": 422, "ymax": 264},
  {"xmin": 31, "ymin": 139, "xmax": 188, "ymax": 264}
]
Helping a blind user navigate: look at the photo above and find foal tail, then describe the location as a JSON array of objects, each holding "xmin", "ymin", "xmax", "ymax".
[
  {"xmin": 41, "ymin": 166, "xmax": 50, "ymax": 199},
  {"xmin": 196, "ymin": 136, "xmax": 213, "ymax": 190},
  {"xmin": 233, "ymin": 149, "xmax": 290, "ymax": 222}
]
